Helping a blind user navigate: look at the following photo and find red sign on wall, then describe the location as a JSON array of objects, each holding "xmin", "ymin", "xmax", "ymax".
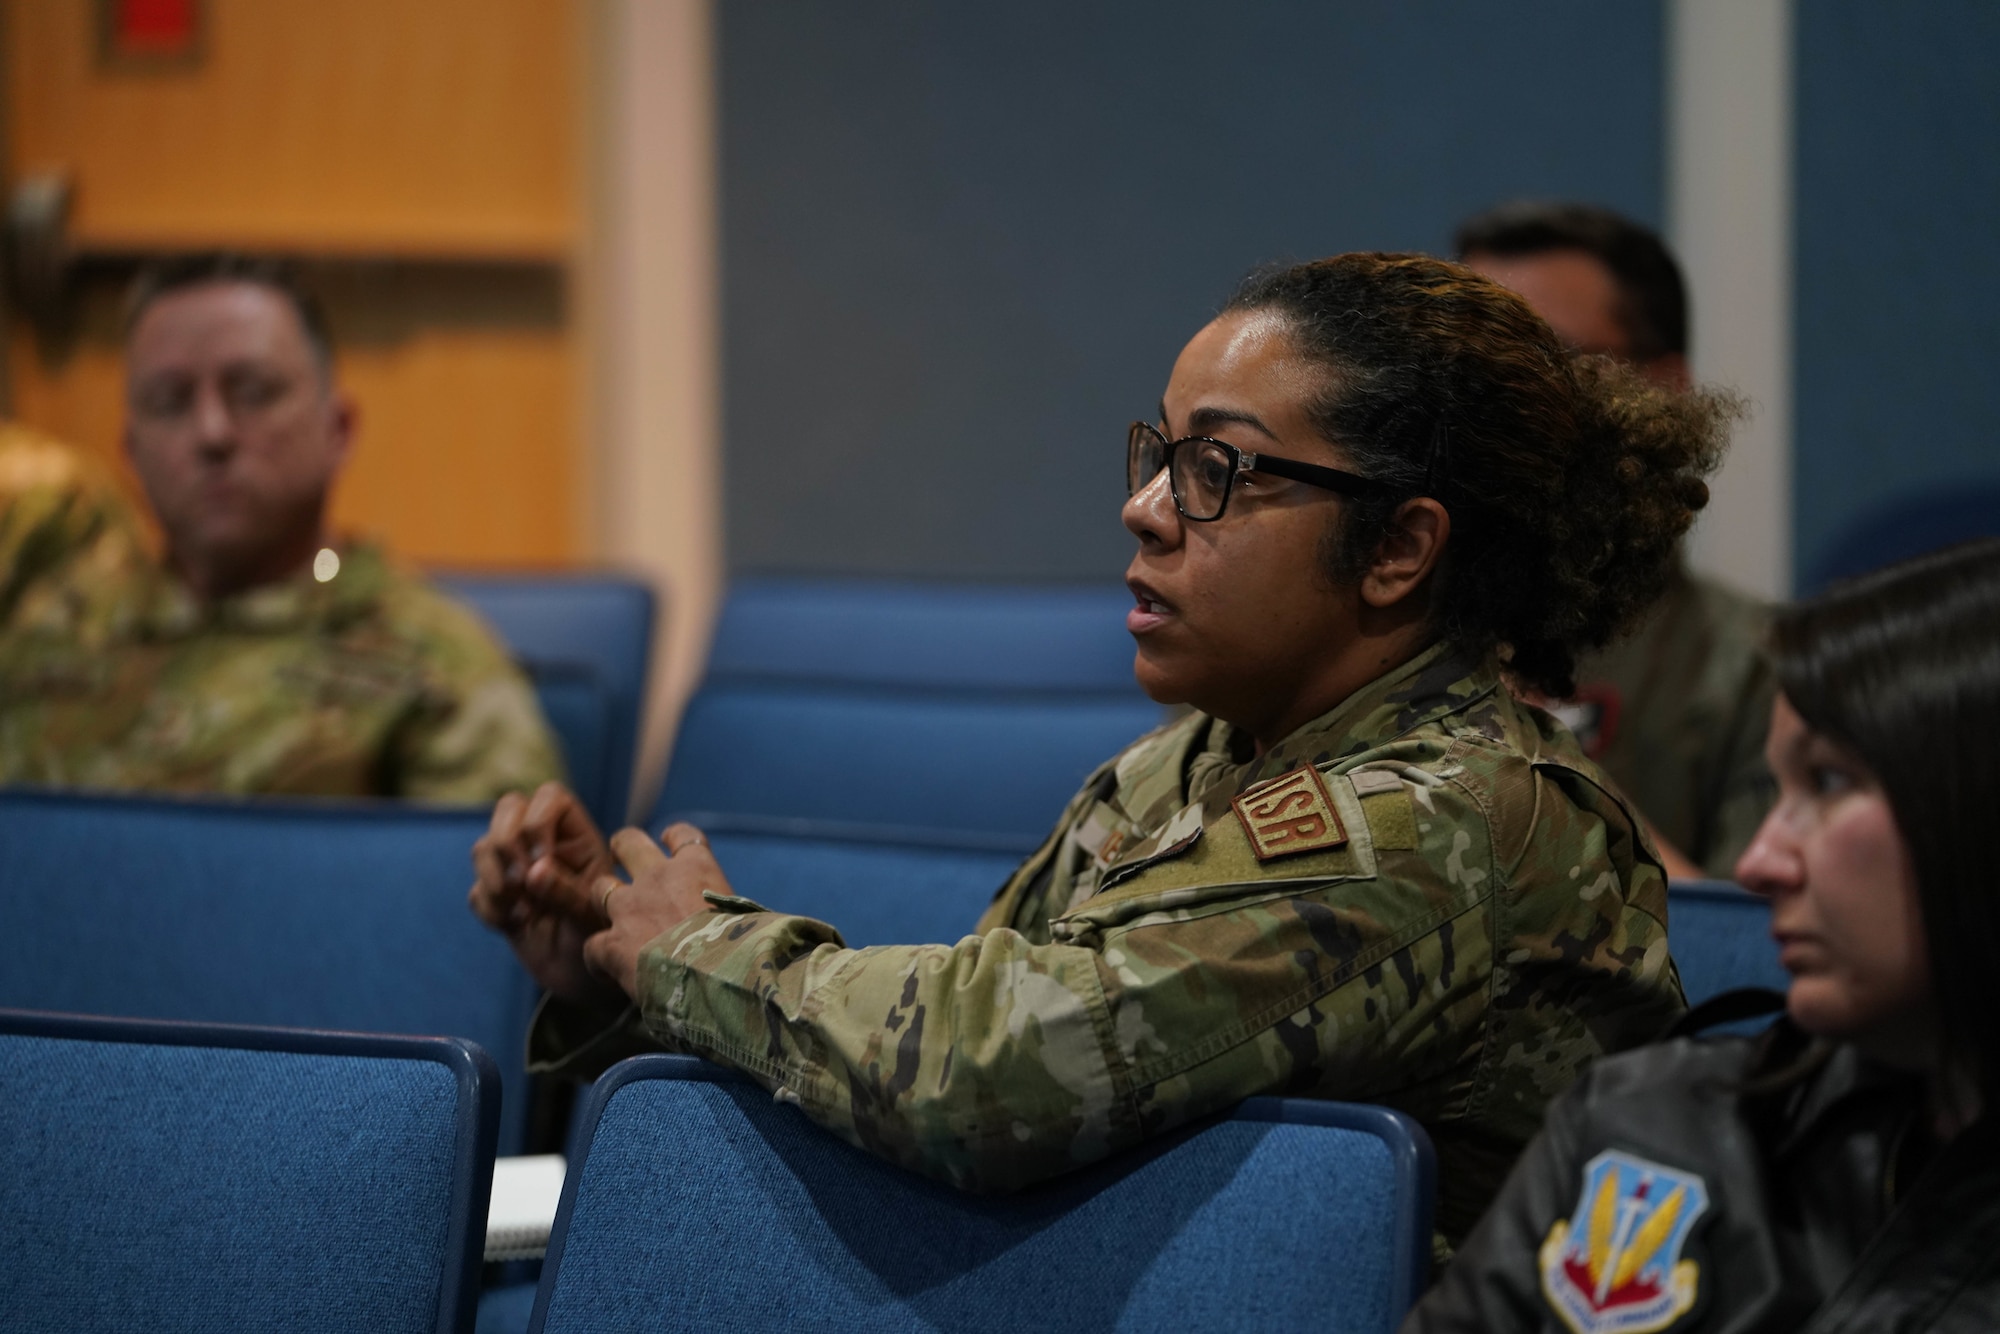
[{"xmin": 100, "ymin": 0, "xmax": 203, "ymax": 68}]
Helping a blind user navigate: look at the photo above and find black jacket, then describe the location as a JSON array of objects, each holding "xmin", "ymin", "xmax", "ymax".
[{"xmin": 1404, "ymin": 1001, "xmax": 2000, "ymax": 1333}]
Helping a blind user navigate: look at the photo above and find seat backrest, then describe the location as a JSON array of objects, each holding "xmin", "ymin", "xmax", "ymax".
[
  {"xmin": 529, "ymin": 1055, "xmax": 1434, "ymax": 1334},
  {"xmin": 432, "ymin": 572, "xmax": 657, "ymax": 824},
  {"xmin": 0, "ymin": 1009, "xmax": 497, "ymax": 1334},
  {"xmin": 707, "ymin": 577, "xmax": 1142, "ymax": 693},
  {"xmin": 525, "ymin": 662, "xmax": 619, "ymax": 821},
  {"xmin": 653, "ymin": 683, "xmax": 1163, "ymax": 841},
  {"xmin": 1802, "ymin": 479, "xmax": 2000, "ymax": 593},
  {"xmin": 1667, "ymin": 879, "xmax": 1790, "ymax": 1005},
  {"xmin": 0, "ymin": 788, "xmax": 539, "ymax": 1152},
  {"xmin": 693, "ymin": 815, "xmax": 1028, "ymax": 946}
]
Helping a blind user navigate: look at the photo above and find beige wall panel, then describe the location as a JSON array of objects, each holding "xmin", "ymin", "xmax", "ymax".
[
  {"xmin": 5, "ymin": 330, "xmax": 148, "ymax": 524},
  {"xmin": 332, "ymin": 324, "xmax": 575, "ymax": 565},
  {"xmin": 586, "ymin": 0, "xmax": 720, "ymax": 806},
  {"xmin": 10, "ymin": 0, "xmax": 577, "ymax": 257}
]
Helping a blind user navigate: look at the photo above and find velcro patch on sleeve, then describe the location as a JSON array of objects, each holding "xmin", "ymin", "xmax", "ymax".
[
  {"xmin": 1359, "ymin": 788, "xmax": 1418, "ymax": 851},
  {"xmin": 1232, "ymin": 765, "xmax": 1348, "ymax": 862}
]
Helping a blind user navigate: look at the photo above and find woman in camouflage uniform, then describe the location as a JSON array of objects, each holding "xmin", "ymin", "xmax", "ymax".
[{"xmin": 472, "ymin": 253, "xmax": 1737, "ymax": 1244}]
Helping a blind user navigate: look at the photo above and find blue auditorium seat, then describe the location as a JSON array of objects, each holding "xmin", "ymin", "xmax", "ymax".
[
  {"xmin": 1802, "ymin": 479, "xmax": 2000, "ymax": 593},
  {"xmin": 1667, "ymin": 878, "xmax": 1790, "ymax": 1006},
  {"xmin": 433, "ymin": 572, "xmax": 658, "ymax": 825},
  {"xmin": 650, "ymin": 576, "xmax": 1164, "ymax": 843},
  {"xmin": 0, "ymin": 788, "xmax": 540, "ymax": 1152},
  {"xmin": 0, "ymin": 1009, "xmax": 497, "ymax": 1334},
  {"xmin": 653, "ymin": 685, "xmax": 1162, "ymax": 842},
  {"xmin": 691, "ymin": 814, "xmax": 1028, "ymax": 946},
  {"xmin": 523, "ymin": 1055, "xmax": 1434, "ymax": 1334},
  {"xmin": 707, "ymin": 577, "xmax": 1141, "ymax": 693}
]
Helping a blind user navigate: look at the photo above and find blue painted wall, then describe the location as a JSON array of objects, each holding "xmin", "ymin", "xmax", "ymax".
[
  {"xmin": 1794, "ymin": 1, "xmax": 2000, "ymax": 587},
  {"xmin": 720, "ymin": 1, "xmax": 1664, "ymax": 579}
]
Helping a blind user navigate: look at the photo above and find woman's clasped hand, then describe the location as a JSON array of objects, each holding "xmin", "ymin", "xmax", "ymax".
[{"xmin": 469, "ymin": 782, "xmax": 724, "ymax": 1002}]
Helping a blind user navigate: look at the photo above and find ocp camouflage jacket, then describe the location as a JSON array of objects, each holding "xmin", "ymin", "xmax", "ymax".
[
  {"xmin": 0, "ymin": 429, "xmax": 564, "ymax": 803},
  {"xmin": 532, "ymin": 643, "xmax": 1687, "ymax": 1243}
]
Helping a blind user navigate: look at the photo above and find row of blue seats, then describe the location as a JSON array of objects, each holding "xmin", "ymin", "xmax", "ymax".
[
  {"xmin": 1, "ymin": 575, "xmax": 1793, "ymax": 1333},
  {"xmin": 5, "ymin": 1008, "xmax": 1432, "ymax": 1334},
  {"xmin": 434, "ymin": 574, "xmax": 1163, "ymax": 839},
  {"xmin": 0, "ymin": 783, "xmax": 1790, "ymax": 1158}
]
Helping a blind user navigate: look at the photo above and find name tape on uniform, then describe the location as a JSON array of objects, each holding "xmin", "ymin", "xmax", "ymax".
[{"xmin": 1232, "ymin": 765, "xmax": 1347, "ymax": 862}]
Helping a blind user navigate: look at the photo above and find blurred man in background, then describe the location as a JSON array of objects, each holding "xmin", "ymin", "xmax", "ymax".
[
  {"xmin": 0, "ymin": 253, "xmax": 562, "ymax": 802},
  {"xmin": 1457, "ymin": 202, "xmax": 1774, "ymax": 877}
]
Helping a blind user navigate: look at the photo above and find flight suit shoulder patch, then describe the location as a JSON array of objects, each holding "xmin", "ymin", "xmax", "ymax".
[{"xmin": 1539, "ymin": 1148, "xmax": 1709, "ymax": 1334}]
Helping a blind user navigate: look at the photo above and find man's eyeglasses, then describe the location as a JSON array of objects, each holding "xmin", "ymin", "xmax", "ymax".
[{"xmin": 1126, "ymin": 421, "xmax": 1391, "ymax": 522}]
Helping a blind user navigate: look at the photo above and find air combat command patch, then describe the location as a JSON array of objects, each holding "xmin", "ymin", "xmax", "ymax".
[{"xmin": 1539, "ymin": 1149, "xmax": 1709, "ymax": 1334}]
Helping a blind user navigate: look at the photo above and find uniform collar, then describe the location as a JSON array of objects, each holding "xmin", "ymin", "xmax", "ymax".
[
  {"xmin": 140, "ymin": 541, "xmax": 388, "ymax": 639},
  {"xmin": 1183, "ymin": 641, "xmax": 1500, "ymax": 804}
]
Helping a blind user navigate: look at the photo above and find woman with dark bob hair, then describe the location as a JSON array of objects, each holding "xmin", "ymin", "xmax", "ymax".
[
  {"xmin": 1406, "ymin": 537, "xmax": 2000, "ymax": 1330},
  {"xmin": 472, "ymin": 253, "xmax": 1736, "ymax": 1246}
]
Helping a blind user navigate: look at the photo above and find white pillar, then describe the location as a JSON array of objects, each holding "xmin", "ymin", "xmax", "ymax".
[
  {"xmin": 582, "ymin": 0, "xmax": 721, "ymax": 817},
  {"xmin": 1668, "ymin": 0, "xmax": 1795, "ymax": 599}
]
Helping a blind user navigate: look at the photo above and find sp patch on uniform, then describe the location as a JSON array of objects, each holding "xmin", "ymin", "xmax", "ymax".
[
  {"xmin": 1539, "ymin": 1149, "xmax": 1708, "ymax": 1334},
  {"xmin": 1231, "ymin": 764, "xmax": 1346, "ymax": 862}
]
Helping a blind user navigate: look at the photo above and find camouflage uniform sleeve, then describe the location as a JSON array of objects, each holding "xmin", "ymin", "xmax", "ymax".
[
  {"xmin": 377, "ymin": 579, "xmax": 568, "ymax": 804},
  {"xmin": 629, "ymin": 903, "xmax": 1130, "ymax": 1191},
  {"xmin": 0, "ymin": 429, "xmax": 143, "ymax": 622},
  {"xmin": 617, "ymin": 765, "xmax": 1501, "ymax": 1195}
]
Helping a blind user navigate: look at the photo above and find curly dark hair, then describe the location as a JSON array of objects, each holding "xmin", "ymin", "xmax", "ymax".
[{"xmin": 1225, "ymin": 253, "xmax": 1739, "ymax": 698}]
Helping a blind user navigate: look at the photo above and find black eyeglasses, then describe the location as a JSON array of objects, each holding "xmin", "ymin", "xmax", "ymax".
[{"xmin": 1126, "ymin": 421, "xmax": 1392, "ymax": 522}]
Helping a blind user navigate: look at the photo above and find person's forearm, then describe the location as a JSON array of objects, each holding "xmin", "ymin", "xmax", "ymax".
[
  {"xmin": 630, "ymin": 875, "xmax": 1479, "ymax": 1195},
  {"xmin": 633, "ymin": 901, "xmax": 1140, "ymax": 1192}
]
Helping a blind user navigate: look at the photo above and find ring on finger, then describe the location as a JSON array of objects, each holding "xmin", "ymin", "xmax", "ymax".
[{"xmin": 599, "ymin": 880, "xmax": 621, "ymax": 918}]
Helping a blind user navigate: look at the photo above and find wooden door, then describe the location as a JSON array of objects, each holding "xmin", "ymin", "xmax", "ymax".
[{"xmin": 4, "ymin": 0, "xmax": 584, "ymax": 565}]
